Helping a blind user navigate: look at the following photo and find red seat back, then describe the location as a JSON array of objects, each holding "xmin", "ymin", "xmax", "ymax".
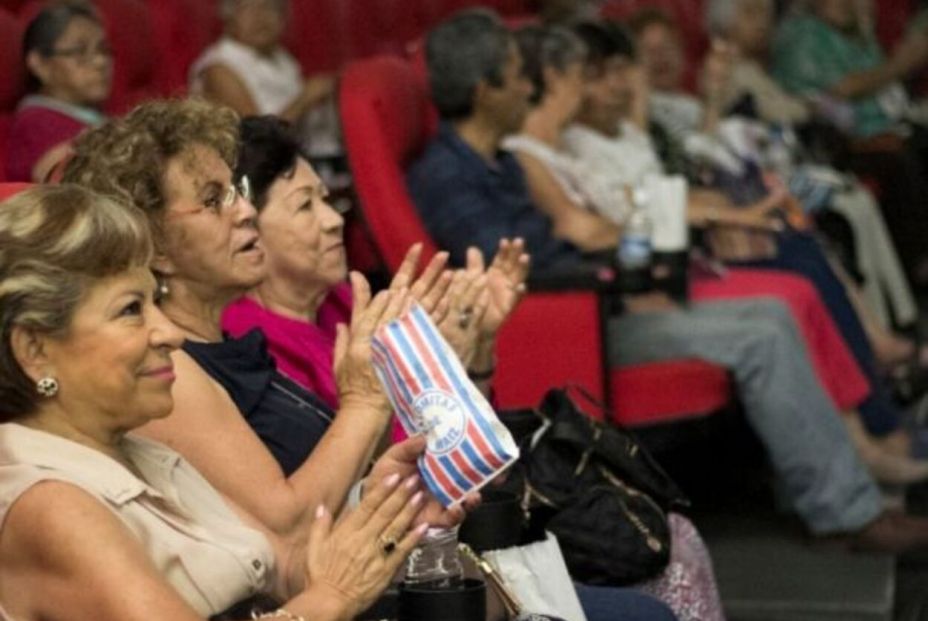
[
  {"xmin": 144, "ymin": 0, "xmax": 219, "ymax": 97},
  {"xmin": 284, "ymin": 0, "xmax": 348, "ymax": 74},
  {"xmin": 339, "ymin": 55, "xmax": 440, "ymax": 272},
  {"xmin": 0, "ymin": 182, "xmax": 32, "ymax": 200},
  {"xmin": 0, "ymin": 9, "xmax": 24, "ymax": 182}
]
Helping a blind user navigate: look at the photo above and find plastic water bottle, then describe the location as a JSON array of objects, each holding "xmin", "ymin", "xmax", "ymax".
[
  {"xmin": 616, "ymin": 189, "xmax": 653, "ymax": 293},
  {"xmin": 404, "ymin": 527, "xmax": 465, "ymax": 589}
]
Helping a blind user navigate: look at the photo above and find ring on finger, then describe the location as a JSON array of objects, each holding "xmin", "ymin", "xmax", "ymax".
[
  {"xmin": 458, "ymin": 307, "xmax": 473, "ymax": 329},
  {"xmin": 379, "ymin": 534, "xmax": 398, "ymax": 555}
]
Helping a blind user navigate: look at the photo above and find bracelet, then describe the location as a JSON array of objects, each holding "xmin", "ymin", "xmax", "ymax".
[
  {"xmin": 252, "ymin": 609, "xmax": 307, "ymax": 621},
  {"xmin": 467, "ymin": 365, "xmax": 496, "ymax": 381}
]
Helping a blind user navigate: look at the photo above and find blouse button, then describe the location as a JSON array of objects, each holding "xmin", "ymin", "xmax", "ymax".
[{"xmin": 252, "ymin": 559, "xmax": 263, "ymax": 571}]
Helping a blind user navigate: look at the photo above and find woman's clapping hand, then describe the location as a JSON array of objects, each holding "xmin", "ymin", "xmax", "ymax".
[
  {"xmin": 334, "ymin": 271, "xmax": 411, "ymax": 414},
  {"xmin": 304, "ymin": 467, "xmax": 429, "ymax": 618}
]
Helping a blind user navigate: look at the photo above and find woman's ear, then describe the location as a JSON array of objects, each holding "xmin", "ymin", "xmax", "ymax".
[
  {"xmin": 150, "ymin": 251, "xmax": 176, "ymax": 277},
  {"xmin": 25, "ymin": 50, "xmax": 52, "ymax": 88},
  {"xmin": 10, "ymin": 326, "xmax": 51, "ymax": 384}
]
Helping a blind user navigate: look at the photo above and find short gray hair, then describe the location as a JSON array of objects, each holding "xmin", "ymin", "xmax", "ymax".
[
  {"xmin": 426, "ymin": 9, "xmax": 512, "ymax": 120},
  {"xmin": 515, "ymin": 25, "xmax": 587, "ymax": 104}
]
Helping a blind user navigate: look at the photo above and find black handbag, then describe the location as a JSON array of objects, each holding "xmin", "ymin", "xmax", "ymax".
[{"xmin": 502, "ymin": 387, "xmax": 689, "ymax": 586}]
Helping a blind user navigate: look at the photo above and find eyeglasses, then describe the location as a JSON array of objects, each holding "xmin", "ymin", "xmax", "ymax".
[
  {"xmin": 169, "ymin": 175, "xmax": 253, "ymax": 218},
  {"xmin": 48, "ymin": 43, "xmax": 113, "ymax": 64},
  {"xmin": 224, "ymin": 175, "xmax": 253, "ymax": 210}
]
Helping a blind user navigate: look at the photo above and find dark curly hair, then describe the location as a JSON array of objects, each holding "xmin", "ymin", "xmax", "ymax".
[{"xmin": 236, "ymin": 115, "xmax": 310, "ymax": 210}]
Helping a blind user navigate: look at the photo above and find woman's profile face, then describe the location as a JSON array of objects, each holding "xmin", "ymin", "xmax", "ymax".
[
  {"xmin": 636, "ymin": 22, "xmax": 684, "ymax": 92},
  {"xmin": 159, "ymin": 144, "xmax": 267, "ymax": 299},
  {"xmin": 257, "ymin": 157, "xmax": 346, "ymax": 293},
  {"xmin": 29, "ymin": 16, "xmax": 112, "ymax": 106},
  {"xmin": 548, "ymin": 60, "xmax": 585, "ymax": 122},
  {"xmin": 226, "ymin": 0, "xmax": 286, "ymax": 54},
  {"xmin": 39, "ymin": 267, "xmax": 184, "ymax": 428},
  {"xmin": 579, "ymin": 56, "xmax": 636, "ymax": 133}
]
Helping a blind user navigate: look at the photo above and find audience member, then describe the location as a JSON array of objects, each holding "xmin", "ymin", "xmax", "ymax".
[
  {"xmin": 6, "ymin": 2, "xmax": 110, "ymax": 182},
  {"xmin": 705, "ymin": 0, "xmax": 918, "ymax": 331},
  {"xmin": 63, "ymin": 99, "xmax": 466, "ymax": 545},
  {"xmin": 222, "ymin": 115, "xmax": 528, "ymax": 408},
  {"xmin": 190, "ymin": 0, "xmax": 340, "ymax": 157},
  {"xmin": 222, "ymin": 115, "xmax": 688, "ymax": 621},
  {"xmin": 594, "ymin": 17, "xmax": 913, "ymax": 449},
  {"xmin": 63, "ymin": 102, "xmax": 684, "ymax": 621},
  {"xmin": 503, "ymin": 23, "xmax": 913, "ymax": 481},
  {"xmin": 772, "ymin": 0, "xmax": 928, "ymax": 286},
  {"xmin": 0, "ymin": 184, "xmax": 425, "ymax": 620},
  {"xmin": 407, "ymin": 9, "xmax": 928, "ymax": 552}
]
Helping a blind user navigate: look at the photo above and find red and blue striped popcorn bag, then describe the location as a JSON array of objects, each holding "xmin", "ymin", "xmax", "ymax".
[{"xmin": 371, "ymin": 304, "xmax": 520, "ymax": 507}]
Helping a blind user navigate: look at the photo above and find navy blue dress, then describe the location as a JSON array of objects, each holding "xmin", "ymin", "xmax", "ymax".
[{"xmin": 183, "ymin": 329, "xmax": 332, "ymax": 476}]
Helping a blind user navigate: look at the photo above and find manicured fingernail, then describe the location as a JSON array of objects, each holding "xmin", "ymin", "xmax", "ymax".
[
  {"xmin": 410, "ymin": 491, "xmax": 424, "ymax": 506},
  {"xmin": 415, "ymin": 523, "xmax": 430, "ymax": 535},
  {"xmin": 405, "ymin": 475, "xmax": 420, "ymax": 489},
  {"xmin": 385, "ymin": 473, "xmax": 401, "ymax": 488},
  {"xmin": 316, "ymin": 504, "xmax": 326, "ymax": 519}
]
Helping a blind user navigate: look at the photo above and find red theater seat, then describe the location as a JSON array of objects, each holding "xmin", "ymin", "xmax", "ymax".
[
  {"xmin": 339, "ymin": 55, "xmax": 732, "ymax": 421},
  {"xmin": 284, "ymin": 0, "xmax": 348, "ymax": 74},
  {"xmin": 0, "ymin": 182, "xmax": 31, "ymax": 200},
  {"xmin": 0, "ymin": 8, "xmax": 24, "ymax": 182},
  {"xmin": 144, "ymin": 0, "xmax": 219, "ymax": 96}
]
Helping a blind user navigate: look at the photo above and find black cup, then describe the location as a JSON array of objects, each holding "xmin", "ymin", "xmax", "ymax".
[
  {"xmin": 398, "ymin": 578, "xmax": 486, "ymax": 621},
  {"xmin": 459, "ymin": 489, "xmax": 523, "ymax": 553}
]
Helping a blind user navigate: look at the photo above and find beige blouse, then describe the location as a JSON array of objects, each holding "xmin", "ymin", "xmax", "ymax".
[{"xmin": 0, "ymin": 423, "xmax": 275, "ymax": 618}]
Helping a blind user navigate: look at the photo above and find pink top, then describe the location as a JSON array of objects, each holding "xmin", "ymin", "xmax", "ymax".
[
  {"xmin": 221, "ymin": 283, "xmax": 353, "ymax": 410},
  {"xmin": 6, "ymin": 96, "xmax": 104, "ymax": 182}
]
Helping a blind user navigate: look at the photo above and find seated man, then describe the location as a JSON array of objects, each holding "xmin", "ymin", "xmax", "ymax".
[{"xmin": 407, "ymin": 8, "xmax": 928, "ymax": 553}]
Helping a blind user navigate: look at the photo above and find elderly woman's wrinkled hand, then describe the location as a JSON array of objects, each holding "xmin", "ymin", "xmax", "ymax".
[
  {"xmin": 365, "ymin": 436, "xmax": 478, "ymax": 529},
  {"xmin": 334, "ymin": 271, "xmax": 411, "ymax": 414},
  {"xmin": 389, "ymin": 243, "xmax": 454, "ymax": 317},
  {"xmin": 305, "ymin": 472, "xmax": 428, "ymax": 616},
  {"xmin": 480, "ymin": 238, "xmax": 529, "ymax": 337},
  {"xmin": 436, "ymin": 267, "xmax": 489, "ymax": 367}
]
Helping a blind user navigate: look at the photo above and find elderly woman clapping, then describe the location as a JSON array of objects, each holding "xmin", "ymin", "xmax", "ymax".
[
  {"xmin": 0, "ymin": 185, "xmax": 427, "ymax": 620},
  {"xmin": 63, "ymin": 99, "xmax": 466, "ymax": 544},
  {"xmin": 221, "ymin": 115, "xmax": 530, "ymax": 409}
]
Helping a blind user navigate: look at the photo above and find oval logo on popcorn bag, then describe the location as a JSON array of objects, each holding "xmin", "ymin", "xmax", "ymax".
[{"xmin": 413, "ymin": 389, "xmax": 466, "ymax": 455}]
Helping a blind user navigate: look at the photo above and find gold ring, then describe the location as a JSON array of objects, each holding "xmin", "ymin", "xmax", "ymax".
[{"xmin": 379, "ymin": 534, "xmax": 398, "ymax": 555}]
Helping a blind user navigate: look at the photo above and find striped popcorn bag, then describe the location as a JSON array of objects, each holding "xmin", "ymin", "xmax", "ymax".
[{"xmin": 371, "ymin": 304, "xmax": 520, "ymax": 507}]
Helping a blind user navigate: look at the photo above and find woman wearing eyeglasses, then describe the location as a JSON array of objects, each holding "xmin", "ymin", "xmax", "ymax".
[
  {"xmin": 6, "ymin": 3, "xmax": 112, "ymax": 182},
  {"xmin": 63, "ymin": 98, "xmax": 468, "ymax": 554}
]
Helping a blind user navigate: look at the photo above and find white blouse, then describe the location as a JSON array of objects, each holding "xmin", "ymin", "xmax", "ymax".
[{"xmin": 0, "ymin": 423, "xmax": 275, "ymax": 618}]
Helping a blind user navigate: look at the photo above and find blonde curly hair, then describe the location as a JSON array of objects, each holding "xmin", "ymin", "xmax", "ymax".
[{"xmin": 62, "ymin": 98, "xmax": 240, "ymax": 246}]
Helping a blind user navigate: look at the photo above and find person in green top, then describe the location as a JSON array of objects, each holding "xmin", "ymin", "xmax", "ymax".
[
  {"xmin": 772, "ymin": 0, "xmax": 928, "ymax": 139},
  {"xmin": 770, "ymin": 0, "xmax": 928, "ymax": 287}
]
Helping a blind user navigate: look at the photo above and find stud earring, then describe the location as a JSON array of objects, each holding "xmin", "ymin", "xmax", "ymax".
[
  {"xmin": 36, "ymin": 376, "xmax": 59, "ymax": 398},
  {"xmin": 156, "ymin": 279, "xmax": 170, "ymax": 302}
]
